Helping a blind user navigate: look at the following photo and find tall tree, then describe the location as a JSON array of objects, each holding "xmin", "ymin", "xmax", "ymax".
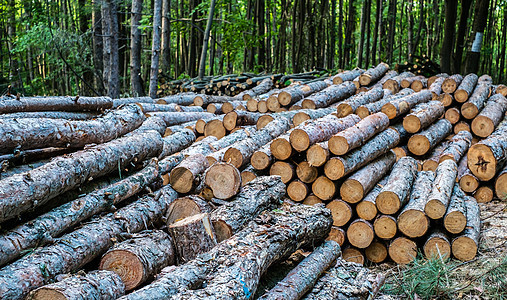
[
  {"xmin": 386, "ymin": 0, "xmax": 397, "ymax": 64},
  {"xmin": 372, "ymin": 0, "xmax": 381, "ymax": 65},
  {"xmin": 198, "ymin": 0, "xmax": 217, "ymax": 79},
  {"xmin": 130, "ymin": 0, "xmax": 144, "ymax": 96},
  {"xmin": 161, "ymin": 0, "xmax": 171, "ymax": 74},
  {"xmin": 344, "ymin": 0, "xmax": 356, "ymax": 67},
  {"xmin": 328, "ymin": 0, "xmax": 337, "ymax": 69},
  {"xmin": 499, "ymin": 6, "xmax": 507, "ymax": 82},
  {"xmin": 440, "ymin": 0, "xmax": 458, "ymax": 73},
  {"xmin": 465, "ymin": 0, "xmax": 490, "ymax": 73},
  {"xmin": 357, "ymin": 0, "xmax": 368, "ymax": 67},
  {"xmin": 453, "ymin": 0, "xmax": 473, "ymax": 73},
  {"xmin": 149, "ymin": 0, "xmax": 163, "ymax": 98},
  {"xmin": 7, "ymin": 0, "xmax": 20, "ymax": 90}
]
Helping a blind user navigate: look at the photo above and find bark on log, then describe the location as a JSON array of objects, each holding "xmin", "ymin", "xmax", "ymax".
[
  {"xmin": 99, "ymin": 230, "xmax": 175, "ymax": 290},
  {"xmin": 27, "ymin": 270, "xmax": 125, "ymax": 300},
  {"xmin": 347, "ymin": 219, "xmax": 375, "ymax": 249},
  {"xmin": 193, "ymin": 94, "xmax": 236, "ymax": 106},
  {"xmin": 0, "ymin": 111, "xmax": 98, "ymax": 120},
  {"xmin": 356, "ymin": 177, "xmax": 387, "ymax": 221},
  {"xmin": 270, "ymin": 128, "xmax": 297, "ymax": 161},
  {"xmin": 442, "ymin": 74, "xmax": 464, "ymax": 94},
  {"xmin": 180, "ymin": 136, "xmax": 218, "ymax": 157},
  {"xmin": 355, "ymin": 88, "xmax": 414, "ymax": 118},
  {"xmin": 331, "ymin": 69, "xmax": 364, "ymax": 84},
  {"xmin": 381, "ymin": 90, "xmax": 432, "ymax": 119},
  {"xmin": 290, "ymin": 114, "xmax": 361, "ymax": 152},
  {"xmin": 251, "ymin": 142, "xmax": 273, "ymax": 171},
  {"xmin": 0, "ymin": 147, "xmax": 72, "ymax": 168},
  {"xmin": 496, "ymin": 84, "xmax": 507, "ymax": 97},
  {"xmin": 455, "ymin": 73, "xmax": 478, "ymax": 102},
  {"xmin": 422, "ymin": 141, "xmax": 450, "ymax": 171},
  {"xmin": 383, "ymin": 72, "xmax": 414, "ymax": 93},
  {"xmin": 443, "ymin": 184, "xmax": 467, "ymax": 234},
  {"xmin": 458, "ymin": 154, "xmax": 479, "ymax": 193},
  {"xmin": 439, "ymin": 130, "xmax": 473, "ymax": 163},
  {"xmin": 452, "ymin": 196, "xmax": 480, "ymax": 261},
  {"xmin": 224, "ymin": 118, "xmax": 290, "ymax": 168},
  {"xmin": 290, "ymin": 107, "xmax": 337, "ymax": 127},
  {"xmin": 279, "ymin": 81, "xmax": 329, "ymax": 106},
  {"xmin": 408, "ymin": 119, "xmax": 453, "ymax": 156},
  {"xmin": 0, "ymin": 104, "xmax": 145, "ymax": 152},
  {"xmin": 495, "ymin": 164, "xmax": 507, "ymax": 199},
  {"xmin": 0, "ymin": 96, "xmax": 113, "ymax": 113},
  {"xmin": 376, "ymin": 156, "xmax": 419, "ymax": 215},
  {"xmin": 454, "ymin": 121, "xmax": 471, "ymax": 134},
  {"xmin": 165, "ymin": 195, "xmax": 212, "ymax": 225},
  {"xmin": 336, "ymin": 87, "xmax": 384, "ymax": 117},
  {"xmin": 389, "ymin": 237, "xmax": 417, "ymax": 265},
  {"xmin": 221, "ymin": 101, "xmax": 247, "ymax": 114},
  {"xmin": 302, "ymin": 82, "xmax": 356, "ymax": 109},
  {"xmin": 428, "ymin": 76, "xmax": 446, "ymax": 99},
  {"xmin": 240, "ymin": 78, "xmax": 273, "ymax": 101},
  {"xmin": 324, "ymin": 127, "xmax": 401, "ymax": 180},
  {"xmin": 287, "ymin": 180, "xmax": 310, "ymax": 202},
  {"xmin": 359, "ymin": 63, "xmax": 389, "ymax": 86},
  {"xmin": 403, "ymin": 100, "xmax": 445, "ymax": 133},
  {"xmin": 401, "ymin": 76, "xmax": 424, "ymax": 88},
  {"xmin": 461, "ymin": 82, "xmax": 491, "ymax": 119},
  {"xmin": 329, "ymin": 112, "xmax": 389, "ymax": 155},
  {"xmin": 223, "ymin": 111, "xmax": 262, "ymax": 131},
  {"xmin": 158, "ymin": 129, "xmax": 196, "ymax": 159},
  {"xmin": 428, "ymin": 73, "xmax": 449, "ymax": 87},
  {"xmin": 471, "ymin": 94, "xmax": 507, "ymax": 137},
  {"xmin": 258, "ymin": 241, "xmax": 341, "ymax": 300},
  {"xmin": 340, "ymin": 151, "xmax": 396, "ymax": 203},
  {"xmin": 306, "ymin": 141, "xmax": 329, "ymax": 167},
  {"xmin": 411, "ymin": 77, "xmax": 428, "ymax": 92},
  {"xmin": 148, "ymin": 111, "xmax": 215, "ymax": 126},
  {"xmin": 425, "ymin": 159, "xmax": 458, "ymax": 219},
  {"xmin": 397, "ymin": 171, "xmax": 434, "ymax": 238},
  {"xmin": 170, "ymin": 154, "xmax": 210, "ymax": 193},
  {"xmin": 156, "ymin": 93, "xmax": 199, "ymax": 106},
  {"xmin": 467, "ymin": 118, "xmax": 507, "ymax": 181},
  {"xmin": 326, "ymin": 199, "xmax": 352, "ymax": 226},
  {"xmin": 204, "ymin": 162, "xmax": 242, "ymax": 199},
  {"xmin": 0, "ymin": 131, "xmax": 163, "ymax": 224},
  {"xmin": 137, "ymin": 103, "xmax": 183, "ymax": 113},
  {"xmin": 423, "ymin": 230, "xmax": 451, "ymax": 260},
  {"xmin": 122, "ymin": 204, "xmax": 332, "ymax": 300},
  {"xmin": 312, "ymin": 176, "xmax": 337, "ymax": 201},
  {"xmin": 206, "ymin": 103, "xmax": 223, "ymax": 114},
  {"xmin": 210, "ymin": 175, "xmax": 285, "ymax": 242},
  {"xmin": 296, "ymin": 161, "xmax": 319, "ymax": 183},
  {"xmin": 438, "ymin": 93, "xmax": 454, "ymax": 107},
  {"xmin": 0, "ymin": 185, "xmax": 178, "ymax": 300}
]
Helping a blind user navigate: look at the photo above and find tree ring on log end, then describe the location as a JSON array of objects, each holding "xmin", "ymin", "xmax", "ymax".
[
  {"xmin": 290, "ymin": 129, "xmax": 311, "ymax": 152},
  {"xmin": 408, "ymin": 135, "xmax": 430, "ymax": 156},
  {"xmin": 452, "ymin": 236, "xmax": 478, "ymax": 261},
  {"xmin": 170, "ymin": 167, "xmax": 194, "ymax": 193},
  {"xmin": 467, "ymin": 144, "xmax": 497, "ymax": 181},
  {"xmin": 373, "ymin": 215, "xmax": 397, "ymax": 239},
  {"xmin": 365, "ymin": 241, "xmax": 388, "ymax": 263},
  {"xmin": 324, "ymin": 158, "xmax": 345, "ymax": 180},
  {"xmin": 312, "ymin": 176, "xmax": 336, "ymax": 201},
  {"xmin": 389, "ymin": 237, "xmax": 417, "ymax": 265},
  {"xmin": 424, "ymin": 237, "xmax": 451, "ymax": 260},
  {"xmin": 425, "ymin": 199, "xmax": 447, "ymax": 219},
  {"xmin": 205, "ymin": 163, "xmax": 241, "ymax": 199},
  {"xmin": 444, "ymin": 211, "xmax": 467, "ymax": 234},
  {"xmin": 398, "ymin": 210, "xmax": 429, "ymax": 238},
  {"xmin": 100, "ymin": 250, "xmax": 143, "ymax": 290},
  {"xmin": 271, "ymin": 138, "xmax": 292, "ymax": 160},
  {"xmin": 376, "ymin": 191, "xmax": 401, "ymax": 215},
  {"xmin": 403, "ymin": 115, "xmax": 422, "ymax": 133},
  {"xmin": 340, "ymin": 179, "xmax": 365, "ymax": 203}
]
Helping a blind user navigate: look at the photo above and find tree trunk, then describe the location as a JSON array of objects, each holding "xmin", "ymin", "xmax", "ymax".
[
  {"xmin": 198, "ymin": 0, "xmax": 217, "ymax": 79},
  {"xmin": 382, "ymin": 90, "xmax": 432, "ymax": 119},
  {"xmin": 161, "ymin": 0, "xmax": 171, "ymax": 74},
  {"xmin": 451, "ymin": 196, "xmax": 480, "ymax": 261},
  {"xmin": 386, "ymin": 0, "xmax": 397, "ymax": 64},
  {"xmin": 356, "ymin": 177, "xmax": 387, "ymax": 221},
  {"xmin": 440, "ymin": 0, "xmax": 458, "ymax": 73},
  {"xmin": 335, "ymin": 86, "xmax": 383, "ymax": 117},
  {"xmin": 92, "ymin": 0, "xmax": 105, "ymax": 94},
  {"xmin": 149, "ymin": 0, "xmax": 163, "ymax": 98},
  {"xmin": 425, "ymin": 159, "xmax": 458, "ymax": 219},
  {"xmin": 453, "ymin": 0, "xmax": 473, "ymax": 73},
  {"xmin": 465, "ymin": 0, "xmax": 490, "ymax": 74},
  {"xmin": 455, "ymin": 73, "xmax": 478, "ymax": 102},
  {"xmin": 302, "ymin": 82, "xmax": 356, "ymax": 109},
  {"xmin": 130, "ymin": 0, "xmax": 144, "ymax": 96},
  {"xmin": 408, "ymin": 119, "xmax": 453, "ymax": 156},
  {"xmin": 403, "ymin": 100, "xmax": 445, "ymax": 133},
  {"xmin": 471, "ymin": 94, "xmax": 507, "ymax": 137},
  {"xmin": 0, "ymin": 96, "xmax": 113, "ymax": 113},
  {"xmin": 439, "ymin": 130, "xmax": 473, "ymax": 162}
]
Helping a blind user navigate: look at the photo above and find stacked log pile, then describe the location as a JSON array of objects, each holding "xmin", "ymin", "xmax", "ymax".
[{"xmin": 0, "ymin": 66, "xmax": 505, "ymax": 299}]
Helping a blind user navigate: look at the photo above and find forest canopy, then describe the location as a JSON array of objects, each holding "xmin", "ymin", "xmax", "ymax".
[{"xmin": 1, "ymin": 0, "xmax": 506, "ymax": 97}]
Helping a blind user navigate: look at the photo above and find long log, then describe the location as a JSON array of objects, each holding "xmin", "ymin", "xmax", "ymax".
[
  {"xmin": 99, "ymin": 230, "xmax": 174, "ymax": 290},
  {"xmin": 223, "ymin": 111, "xmax": 262, "ymax": 131},
  {"xmin": 158, "ymin": 129, "xmax": 196, "ymax": 159},
  {"xmin": 355, "ymin": 88, "xmax": 414, "ymax": 118},
  {"xmin": 211, "ymin": 175, "xmax": 286, "ymax": 242},
  {"xmin": 331, "ymin": 69, "xmax": 364, "ymax": 84},
  {"xmin": 157, "ymin": 93, "xmax": 200, "ymax": 106},
  {"xmin": 397, "ymin": 171, "xmax": 434, "ymax": 238},
  {"xmin": 403, "ymin": 100, "xmax": 445, "ymax": 133},
  {"xmin": 408, "ymin": 119, "xmax": 452, "ymax": 156},
  {"xmin": 356, "ymin": 177, "xmax": 387, "ymax": 221},
  {"xmin": 239, "ymin": 78, "xmax": 273, "ymax": 101},
  {"xmin": 439, "ymin": 130, "xmax": 472, "ymax": 163},
  {"xmin": 425, "ymin": 159, "xmax": 458, "ymax": 219},
  {"xmin": 428, "ymin": 76, "xmax": 446, "ymax": 98},
  {"xmin": 302, "ymin": 81, "xmax": 356, "ymax": 109},
  {"xmin": 0, "ymin": 96, "xmax": 113, "ymax": 113},
  {"xmin": 0, "ymin": 111, "xmax": 98, "ymax": 120},
  {"xmin": 148, "ymin": 111, "xmax": 216, "ymax": 126},
  {"xmin": 451, "ymin": 196, "xmax": 480, "ymax": 261},
  {"xmin": 279, "ymin": 81, "xmax": 329, "ymax": 106},
  {"xmin": 381, "ymin": 90, "xmax": 432, "ymax": 119},
  {"xmin": 324, "ymin": 127, "xmax": 401, "ymax": 180},
  {"xmin": 359, "ymin": 62, "xmax": 389, "ymax": 86},
  {"xmin": 471, "ymin": 93, "xmax": 507, "ymax": 137},
  {"xmin": 455, "ymin": 73, "xmax": 478, "ymax": 102},
  {"xmin": 461, "ymin": 82, "xmax": 491, "ymax": 119},
  {"xmin": 376, "ymin": 156, "xmax": 419, "ymax": 215},
  {"xmin": 444, "ymin": 184, "xmax": 467, "ymax": 234},
  {"xmin": 383, "ymin": 72, "xmax": 415, "ymax": 93},
  {"xmin": 193, "ymin": 94, "xmax": 236, "ymax": 106},
  {"xmin": 121, "ymin": 203, "xmax": 332, "ymax": 300},
  {"xmin": 27, "ymin": 270, "xmax": 125, "ymax": 300},
  {"xmin": 0, "ymin": 185, "xmax": 178, "ymax": 299},
  {"xmin": 0, "ymin": 130, "xmax": 163, "ymax": 224},
  {"xmin": 335, "ymin": 87, "xmax": 384, "ymax": 117},
  {"xmin": 0, "ymin": 104, "xmax": 145, "ymax": 152}
]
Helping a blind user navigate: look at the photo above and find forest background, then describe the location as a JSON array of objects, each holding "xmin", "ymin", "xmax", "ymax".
[{"xmin": 1, "ymin": 0, "xmax": 506, "ymax": 97}]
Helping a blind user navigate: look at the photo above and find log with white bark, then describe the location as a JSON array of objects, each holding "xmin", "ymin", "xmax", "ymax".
[
  {"xmin": 278, "ymin": 81, "xmax": 329, "ymax": 106},
  {"xmin": 359, "ymin": 63, "xmax": 389, "ymax": 86},
  {"xmin": 331, "ymin": 69, "xmax": 364, "ymax": 84},
  {"xmin": 439, "ymin": 130, "xmax": 473, "ymax": 163},
  {"xmin": 423, "ymin": 230, "xmax": 451, "ymax": 259},
  {"xmin": 403, "ymin": 100, "xmax": 445, "ymax": 133},
  {"xmin": 355, "ymin": 88, "xmax": 414, "ymax": 118},
  {"xmin": 335, "ymin": 87, "xmax": 384, "ymax": 117},
  {"xmin": 148, "ymin": 111, "xmax": 215, "ymax": 126},
  {"xmin": 461, "ymin": 82, "xmax": 492, "ymax": 119},
  {"xmin": 443, "ymin": 184, "xmax": 467, "ymax": 234},
  {"xmin": 356, "ymin": 177, "xmax": 387, "ymax": 221},
  {"xmin": 495, "ymin": 164, "xmax": 507, "ymax": 199},
  {"xmin": 158, "ymin": 129, "xmax": 196, "ymax": 159},
  {"xmin": 301, "ymin": 81, "xmax": 356, "ymax": 109},
  {"xmin": 471, "ymin": 93, "xmax": 507, "ymax": 137},
  {"xmin": 425, "ymin": 159, "xmax": 458, "ymax": 219},
  {"xmin": 381, "ymin": 90, "xmax": 432, "ymax": 119},
  {"xmin": 451, "ymin": 196, "xmax": 480, "ymax": 261},
  {"xmin": 239, "ymin": 78, "xmax": 273, "ymax": 101},
  {"xmin": 408, "ymin": 119, "xmax": 453, "ymax": 156},
  {"xmin": 441, "ymin": 74, "xmax": 463, "ymax": 94},
  {"xmin": 458, "ymin": 154, "xmax": 479, "ymax": 193},
  {"xmin": 383, "ymin": 72, "xmax": 415, "ymax": 93},
  {"xmin": 0, "ymin": 96, "xmax": 113, "ymax": 113},
  {"xmin": 170, "ymin": 154, "xmax": 210, "ymax": 193},
  {"xmin": 0, "ymin": 111, "xmax": 98, "ymax": 120},
  {"xmin": 454, "ymin": 73, "xmax": 478, "ymax": 102}
]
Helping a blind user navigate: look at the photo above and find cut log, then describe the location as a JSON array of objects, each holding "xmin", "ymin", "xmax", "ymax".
[
  {"xmin": 180, "ymin": 135, "xmax": 218, "ymax": 157},
  {"xmin": 341, "ymin": 247, "xmax": 365, "ymax": 265},
  {"xmin": 359, "ymin": 62, "xmax": 389, "ymax": 86},
  {"xmin": 340, "ymin": 151, "xmax": 396, "ymax": 203},
  {"xmin": 381, "ymin": 90, "xmax": 432, "ymax": 119},
  {"xmin": 439, "ymin": 130, "xmax": 473, "ymax": 163},
  {"xmin": 403, "ymin": 100, "xmax": 445, "ymax": 133},
  {"xmin": 27, "ymin": 270, "xmax": 125, "ymax": 300},
  {"xmin": 383, "ymin": 72, "xmax": 415, "ymax": 93},
  {"xmin": 452, "ymin": 196, "xmax": 480, "ymax": 261},
  {"xmin": 397, "ymin": 171, "xmax": 434, "ymax": 238},
  {"xmin": 251, "ymin": 142, "xmax": 274, "ymax": 171},
  {"xmin": 221, "ymin": 100, "xmax": 247, "ymax": 114},
  {"xmin": 373, "ymin": 215, "xmax": 397, "ymax": 239},
  {"xmin": 428, "ymin": 73, "xmax": 449, "ymax": 87},
  {"xmin": 204, "ymin": 162, "xmax": 242, "ymax": 199},
  {"xmin": 0, "ymin": 96, "xmax": 113, "ymax": 113},
  {"xmin": 467, "ymin": 118, "xmax": 507, "ymax": 181},
  {"xmin": 302, "ymin": 82, "xmax": 356, "ymax": 109},
  {"xmin": 326, "ymin": 199, "xmax": 352, "ymax": 226},
  {"xmin": 365, "ymin": 240, "xmax": 388, "ymax": 263},
  {"xmin": 312, "ymin": 176, "xmax": 337, "ymax": 201},
  {"xmin": 331, "ymin": 68, "xmax": 364, "ymax": 84},
  {"xmin": 347, "ymin": 219, "xmax": 374, "ymax": 249},
  {"xmin": 157, "ymin": 93, "xmax": 199, "ymax": 106},
  {"xmin": 165, "ymin": 195, "xmax": 212, "ymax": 225},
  {"xmin": 423, "ymin": 230, "xmax": 451, "ymax": 260},
  {"xmin": 326, "ymin": 226, "xmax": 346, "ymax": 246},
  {"xmin": 290, "ymin": 114, "xmax": 361, "ymax": 152},
  {"xmin": 438, "ymin": 93, "xmax": 454, "ymax": 107},
  {"xmin": 335, "ymin": 87, "xmax": 384, "ymax": 117},
  {"xmin": 401, "ymin": 76, "xmax": 425, "ymax": 89},
  {"xmin": 193, "ymin": 94, "xmax": 235, "ymax": 106},
  {"xmin": 329, "ymin": 112, "xmax": 389, "ymax": 155},
  {"xmin": 392, "ymin": 145, "xmax": 409, "ymax": 161},
  {"xmin": 428, "ymin": 76, "xmax": 446, "ymax": 98},
  {"xmin": 445, "ymin": 107, "xmax": 461, "ymax": 124},
  {"xmin": 375, "ymin": 156, "xmax": 419, "ymax": 215},
  {"xmin": 461, "ymin": 82, "xmax": 491, "ymax": 119},
  {"xmin": 240, "ymin": 78, "xmax": 273, "ymax": 101},
  {"xmin": 355, "ymin": 88, "xmax": 414, "ymax": 118},
  {"xmin": 474, "ymin": 185, "xmax": 494, "ymax": 203},
  {"xmin": 270, "ymin": 161, "xmax": 296, "ymax": 184},
  {"xmin": 148, "ymin": 111, "xmax": 215, "ymax": 126},
  {"xmin": 206, "ymin": 103, "xmax": 223, "ymax": 114},
  {"xmin": 158, "ymin": 129, "xmax": 196, "ymax": 159},
  {"xmin": 258, "ymin": 241, "xmax": 341, "ymax": 300},
  {"xmin": 422, "ymin": 141, "xmax": 449, "ymax": 171},
  {"xmin": 495, "ymin": 164, "xmax": 507, "ymax": 199},
  {"xmin": 169, "ymin": 154, "xmax": 209, "ymax": 193},
  {"xmin": 389, "ymin": 237, "xmax": 417, "ymax": 265},
  {"xmin": 0, "ymin": 131, "xmax": 163, "ymax": 224},
  {"xmin": 287, "ymin": 180, "xmax": 310, "ymax": 202},
  {"xmin": 0, "ymin": 111, "xmax": 98, "ymax": 120},
  {"xmin": 223, "ymin": 111, "xmax": 262, "ymax": 131},
  {"xmin": 203, "ymin": 119, "xmax": 226, "ymax": 139},
  {"xmin": 454, "ymin": 121, "xmax": 471, "ymax": 134},
  {"xmin": 458, "ymin": 155, "xmax": 479, "ymax": 193},
  {"xmin": 441, "ymin": 74, "xmax": 464, "ymax": 94},
  {"xmin": 0, "ymin": 147, "xmax": 71, "ymax": 168},
  {"xmin": 455, "ymin": 73, "xmax": 478, "ymax": 102},
  {"xmin": 497, "ymin": 84, "xmax": 507, "ymax": 97},
  {"xmin": 356, "ymin": 177, "xmax": 387, "ymax": 221},
  {"xmin": 443, "ymin": 184, "xmax": 467, "ymax": 234},
  {"xmin": 411, "ymin": 77, "xmax": 428, "ymax": 92},
  {"xmin": 126, "ymin": 204, "xmax": 332, "ymax": 300},
  {"xmin": 324, "ymin": 127, "xmax": 401, "ymax": 180},
  {"xmin": 240, "ymin": 166, "xmax": 262, "ymax": 186},
  {"xmin": 471, "ymin": 94, "xmax": 507, "ymax": 137},
  {"xmin": 258, "ymin": 100, "xmax": 268, "ymax": 113},
  {"xmin": 306, "ymin": 141, "xmax": 329, "ymax": 167},
  {"xmin": 0, "ymin": 185, "xmax": 178, "ymax": 300},
  {"xmin": 425, "ymin": 159, "xmax": 458, "ymax": 219},
  {"xmin": 224, "ymin": 118, "xmax": 290, "ymax": 168},
  {"xmin": 168, "ymin": 213, "xmax": 217, "ymax": 263},
  {"xmin": 99, "ymin": 230, "xmax": 174, "ymax": 290},
  {"xmin": 408, "ymin": 119, "xmax": 452, "ymax": 156},
  {"xmin": 271, "ymin": 128, "xmax": 296, "ymax": 160},
  {"xmin": 0, "ymin": 104, "xmax": 145, "ymax": 152}
]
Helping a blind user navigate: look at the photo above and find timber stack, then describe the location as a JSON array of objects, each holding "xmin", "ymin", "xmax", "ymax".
[{"xmin": 0, "ymin": 64, "xmax": 505, "ymax": 299}]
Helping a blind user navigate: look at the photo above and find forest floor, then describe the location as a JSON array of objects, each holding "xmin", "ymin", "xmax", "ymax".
[{"xmin": 378, "ymin": 199, "xmax": 507, "ymax": 300}]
